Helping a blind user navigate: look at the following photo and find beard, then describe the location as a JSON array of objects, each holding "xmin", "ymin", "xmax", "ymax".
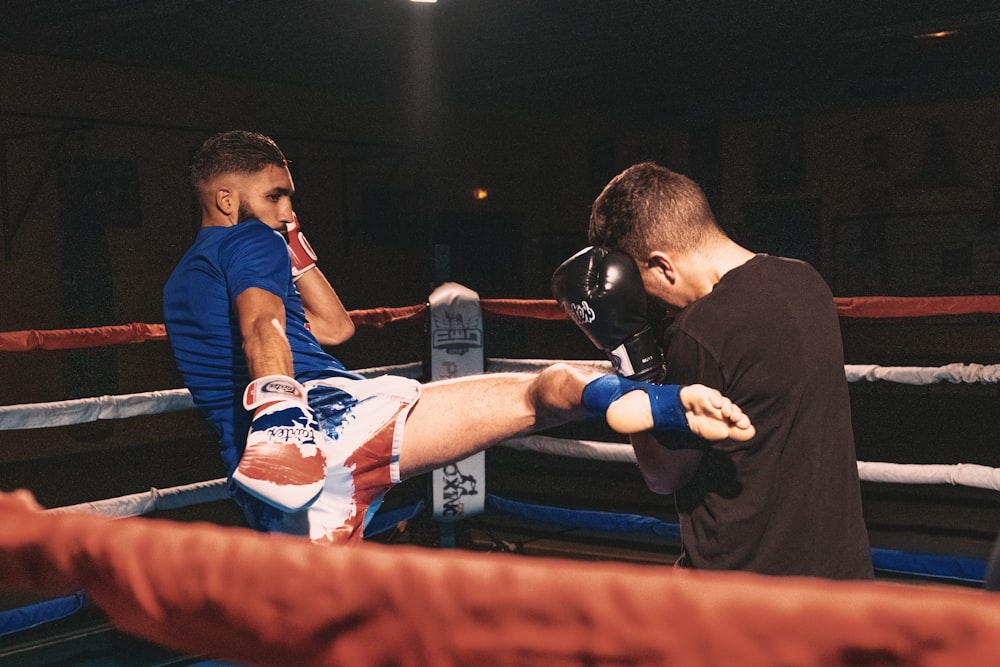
[{"xmin": 237, "ymin": 200, "xmax": 256, "ymax": 224}]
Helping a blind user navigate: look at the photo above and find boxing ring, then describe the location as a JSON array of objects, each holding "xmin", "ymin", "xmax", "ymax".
[{"xmin": 2, "ymin": 293, "xmax": 1000, "ymax": 665}]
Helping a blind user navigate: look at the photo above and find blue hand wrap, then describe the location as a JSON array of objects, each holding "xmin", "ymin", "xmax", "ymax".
[{"xmin": 581, "ymin": 375, "xmax": 690, "ymax": 432}]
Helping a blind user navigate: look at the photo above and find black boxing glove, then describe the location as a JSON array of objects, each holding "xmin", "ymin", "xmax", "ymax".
[{"xmin": 552, "ymin": 246, "xmax": 665, "ymax": 382}]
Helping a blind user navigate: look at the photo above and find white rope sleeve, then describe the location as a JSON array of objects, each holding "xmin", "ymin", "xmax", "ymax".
[
  {"xmin": 500, "ymin": 438, "xmax": 1000, "ymax": 492},
  {"xmin": 0, "ymin": 389, "xmax": 195, "ymax": 430},
  {"xmin": 856, "ymin": 462, "xmax": 1000, "ymax": 491},
  {"xmin": 353, "ymin": 361, "xmax": 423, "ymax": 379},
  {"xmin": 0, "ymin": 364, "xmax": 424, "ymax": 431},
  {"xmin": 501, "ymin": 435, "xmax": 636, "ymax": 463},
  {"xmin": 47, "ymin": 478, "xmax": 228, "ymax": 518},
  {"xmin": 38, "ymin": 448, "xmax": 1000, "ymax": 520},
  {"xmin": 497, "ymin": 360, "xmax": 1000, "ymax": 385},
  {"xmin": 844, "ymin": 363, "xmax": 1000, "ymax": 384},
  {"xmin": 6, "ymin": 358, "xmax": 999, "ymax": 495},
  {"xmin": 5, "ymin": 361, "xmax": 993, "ymax": 433},
  {"xmin": 487, "ymin": 358, "xmax": 614, "ymax": 373}
]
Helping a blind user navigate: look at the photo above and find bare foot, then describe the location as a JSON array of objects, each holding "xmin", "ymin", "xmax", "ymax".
[
  {"xmin": 605, "ymin": 390, "xmax": 655, "ymax": 433},
  {"xmin": 605, "ymin": 386, "xmax": 755, "ymax": 441},
  {"xmin": 679, "ymin": 384, "xmax": 755, "ymax": 441}
]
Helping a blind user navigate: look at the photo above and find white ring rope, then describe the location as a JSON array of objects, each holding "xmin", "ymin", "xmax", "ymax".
[
  {"xmin": 856, "ymin": 462, "xmax": 1000, "ymax": 491},
  {"xmin": 47, "ymin": 478, "xmax": 228, "ymax": 518},
  {"xmin": 0, "ymin": 389, "xmax": 194, "ymax": 430},
  {"xmin": 45, "ymin": 436, "xmax": 1000, "ymax": 521},
  {"xmin": 491, "ymin": 359, "xmax": 1000, "ymax": 385},
  {"xmin": 845, "ymin": 363, "xmax": 1000, "ymax": 385},
  {"xmin": 0, "ymin": 362, "xmax": 423, "ymax": 431},
  {"xmin": 2, "ymin": 358, "xmax": 997, "ymax": 518},
  {"xmin": 2, "ymin": 361, "xmax": 993, "ymax": 431},
  {"xmin": 501, "ymin": 437, "xmax": 1000, "ymax": 492},
  {"xmin": 502, "ymin": 434, "xmax": 638, "ymax": 463}
]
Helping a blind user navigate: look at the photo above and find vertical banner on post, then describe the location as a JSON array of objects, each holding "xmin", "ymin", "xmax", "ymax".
[{"xmin": 428, "ymin": 282, "xmax": 486, "ymax": 521}]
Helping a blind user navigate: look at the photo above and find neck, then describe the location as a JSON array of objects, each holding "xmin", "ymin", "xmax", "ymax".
[
  {"xmin": 201, "ymin": 202, "xmax": 237, "ymax": 228},
  {"xmin": 689, "ymin": 240, "xmax": 755, "ymax": 298}
]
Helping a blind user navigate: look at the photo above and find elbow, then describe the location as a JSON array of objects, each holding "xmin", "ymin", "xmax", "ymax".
[
  {"xmin": 631, "ymin": 434, "xmax": 701, "ymax": 495},
  {"xmin": 336, "ymin": 317, "xmax": 356, "ymax": 343},
  {"xmin": 635, "ymin": 455, "xmax": 700, "ymax": 495},
  {"xmin": 640, "ymin": 473, "xmax": 684, "ymax": 496},
  {"xmin": 639, "ymin": 461, "xmax": 699, "ymax": 495},
  {"xmin": 314, "ymin": 318, "xmax": 355, "ymax": 346}
]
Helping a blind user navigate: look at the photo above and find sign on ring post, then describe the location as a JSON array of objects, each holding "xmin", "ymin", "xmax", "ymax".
[{"xmin": 428, "ymin": 282, "xmax": 486, "ymax": 522}]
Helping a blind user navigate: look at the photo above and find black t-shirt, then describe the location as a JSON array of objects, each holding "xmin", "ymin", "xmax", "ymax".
[{"xmin": 659, "ymin": 254, "xmax": 873, "ymax": 579}]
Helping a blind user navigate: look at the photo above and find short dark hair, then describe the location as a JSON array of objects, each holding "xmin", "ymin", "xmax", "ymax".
[
  {"xmin": 191, "ymin": 130, "xmax": 288, "ymax": 190},
  {"xmin": 589, "ymin": 162, "xmax": 723, "ymax": 258}
]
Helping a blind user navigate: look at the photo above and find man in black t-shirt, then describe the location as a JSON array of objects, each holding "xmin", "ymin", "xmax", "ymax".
[{"xmin": 587, "ymin": 162, "xmax": 872, "ymax": 579}]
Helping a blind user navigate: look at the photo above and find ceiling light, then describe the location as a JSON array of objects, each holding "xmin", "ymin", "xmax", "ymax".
[{"xmin": 914, "ymin": 29, "xmax": 960, "ymax": 39}]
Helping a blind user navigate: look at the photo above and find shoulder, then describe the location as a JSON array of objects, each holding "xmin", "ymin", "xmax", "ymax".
[
  {"xmin": 754, "ymin": 253, "xmax": 820, "ymax": 277},
  {"xmin": 217, "ymin": 221, "xmax": 286, "ymax": 264},
  {"xmin": 224, "ymin": 220, "xmax": 283, "ymax": 246},
  {"xmin": 739, "ymin": 254, "xmax": 829, "ymax": 291}
]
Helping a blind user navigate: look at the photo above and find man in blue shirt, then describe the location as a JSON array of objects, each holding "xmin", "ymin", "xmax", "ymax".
[{"xmin": 163, "ymin": 130, "xmax": 755, "ymax": 546}]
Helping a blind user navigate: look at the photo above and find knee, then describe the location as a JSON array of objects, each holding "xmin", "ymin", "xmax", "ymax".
[
  {"xmin": 534, "ymin": 362, "xmax": 581, "ymax": 389},
  {"xmin": 531, "ymin": 362, "xmax": 592, "ymax": 412}
]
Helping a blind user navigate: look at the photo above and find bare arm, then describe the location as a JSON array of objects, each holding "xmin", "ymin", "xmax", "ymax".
[
  {"xmin": 294, "ymin": 267, "xmax": 355, "ymax": 346},
  {"xmin": 236, "ymin": 287, "xmax": 294, "ymax": 379},
  {"xmin": 283, "ymin": 212, "xmax": 354, "ymax": 346},
  {"xmin": 630, "ymin": 431, "xmax": 704, "ymax": 494}
]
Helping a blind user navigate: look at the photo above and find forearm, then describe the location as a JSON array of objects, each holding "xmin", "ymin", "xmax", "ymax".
[
  {"xmin": 630, "ymin": 431, "xmax": 703, "ymax": 494},
  {"xmin": 236, "ymin": 287, "xmax": 295, "ymax": 379},
  {"xmin": 284, "ymin": 213, "xmax": 354, "ymax": 346},
  {"xmin": 242, "ymin": 315, "xmax": 294, "ymax": 378},
  {"xmin": 296, "ymin": 267, "xmax": 355, "ymax": 346}
]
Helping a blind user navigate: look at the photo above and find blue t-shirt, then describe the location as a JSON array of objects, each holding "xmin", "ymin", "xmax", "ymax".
[{"xmin": 163, "ymin": 220, "xmax": 356, "ymax": 474}]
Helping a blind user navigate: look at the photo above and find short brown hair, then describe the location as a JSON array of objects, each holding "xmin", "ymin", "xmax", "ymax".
[
  {"xmin": 191, "ymin": 130, "xmax": 288, "ymax": 190},
  {"xmin": 589, "ymin": 162, "xmax": 723, "ymax": 258}
]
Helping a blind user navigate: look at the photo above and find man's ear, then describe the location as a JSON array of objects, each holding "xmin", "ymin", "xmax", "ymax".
[
  {"xmin": 215, "ymin": 186, "xmax": 235, "ymax": 216},
  {"xmin": 645, "ymin": 251, "xmax": 677, "ymax": 284}
]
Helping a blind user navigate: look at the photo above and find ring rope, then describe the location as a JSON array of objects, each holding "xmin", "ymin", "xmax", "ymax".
[
  {"xmin": 47, "ymin": 478, "xmax": 229, "ymax": 518},
  {"xmin": 844, "ymin": 363, "xmax": 1000, "ymax": 384},
  {"xmin": 2, "ymin": 293, "xmax": 998, "ymax": 651},
  {"xmin": 2, "ymin": 360, "xmax": 994, "ymax": 432},
  {"xmin": 2, "ymin": 359, "xmax": 996, "ymax": 490},
  {"xmin": 2, "ymin": 294, "xmax": 999, "ymax": 352},
  {"xmin": 1, "ymin": 298, "xmax": 995, "ymax": 551}
]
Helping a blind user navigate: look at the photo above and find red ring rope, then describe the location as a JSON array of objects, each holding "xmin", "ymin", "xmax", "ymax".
[{"xmin": 2, "ymin": 295, "xmax": 998, "ymax": 353}]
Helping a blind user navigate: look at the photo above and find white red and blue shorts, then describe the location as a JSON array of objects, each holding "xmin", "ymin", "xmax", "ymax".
[{"xmin": 234, "ymin": 374, "xmax": 420, "ymax": 545}]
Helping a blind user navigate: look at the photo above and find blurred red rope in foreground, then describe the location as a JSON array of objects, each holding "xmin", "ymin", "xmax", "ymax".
[{"xmin": 2, "ymin": 295, "xmax": 998, "ymax": 352}]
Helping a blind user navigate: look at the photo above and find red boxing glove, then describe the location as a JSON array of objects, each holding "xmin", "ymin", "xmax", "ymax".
[{"xmin": 286, "ymin": 212, "xmax": 318, "ymax": 281}]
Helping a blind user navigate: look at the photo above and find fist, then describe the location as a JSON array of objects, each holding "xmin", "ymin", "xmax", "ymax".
[{"xmin": 286, "ymin": 212, "xmax": 318, "ymax": 281}]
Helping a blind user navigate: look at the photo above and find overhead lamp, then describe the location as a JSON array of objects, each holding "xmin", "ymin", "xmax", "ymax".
[{"xmin": 913, "ymin": 29, "xmax": 960, "ymax": 39}]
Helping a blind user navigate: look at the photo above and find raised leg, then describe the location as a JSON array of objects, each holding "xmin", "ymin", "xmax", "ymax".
[
  {"xmin": 397, "ymin": 364, "xmax": 755, "ymax": 479},
  {"xmin": 398, "ymin": 363, "xmax": 595, "ymax": 478}
]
